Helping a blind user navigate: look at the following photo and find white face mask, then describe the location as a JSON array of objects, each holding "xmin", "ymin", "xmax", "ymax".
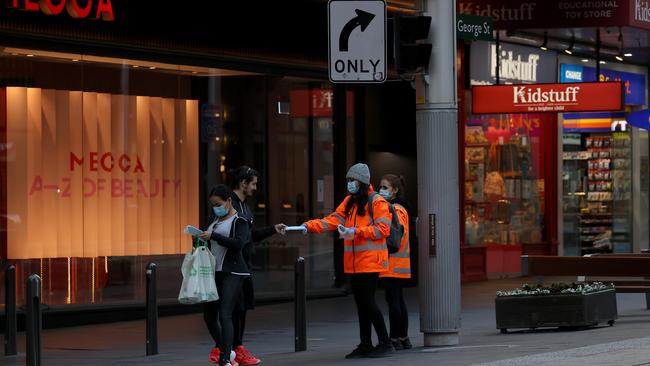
[
  {"xmin": 347, "ymin": 181, "xmax": 359, "ymax": 194},
  {"xmin": 213, "ymin": 204, "xmax": 228, "ymax": 217},
  {"xmin": 379, "ymin": 189, "xmax": 392, "ymax": 200}
]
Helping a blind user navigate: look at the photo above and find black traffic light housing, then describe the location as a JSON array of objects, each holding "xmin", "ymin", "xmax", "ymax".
[{"xmin": 393, "ymin": 14, "xmax": 432, "ymax": 74}]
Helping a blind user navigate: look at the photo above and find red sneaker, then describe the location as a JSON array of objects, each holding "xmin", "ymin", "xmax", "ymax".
[
  {"xmin": 234, "ymin": 345, "xmax": 261, "ymax": 365},
  {"xmin": 210, "ymin": 348, "xmax": 240, "ymax": 366},
  {"xmin": 209, "ymin": 347, "xmax": 220, "ymax": 364}
]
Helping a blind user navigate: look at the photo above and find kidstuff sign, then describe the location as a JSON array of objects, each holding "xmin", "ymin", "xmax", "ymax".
[
  {"xmin": 472, "ymin": 82, "xmax": 624, "ymax": 114},
  {"xmin": 458, "ymin": 0, "xmax": 650, "ymax": 31},
  {"xmin": 6, "ymin": 0, "xmax": 114, "ymax": 21}
]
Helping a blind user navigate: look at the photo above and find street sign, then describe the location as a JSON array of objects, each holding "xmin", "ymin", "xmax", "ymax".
[
  {"xmin": 456, "ymin": 14, "xmax": 493, "ymax": 41},
  {"xmin": 328, "ymin": 0, "xmax": 386, "ymax": 83}
]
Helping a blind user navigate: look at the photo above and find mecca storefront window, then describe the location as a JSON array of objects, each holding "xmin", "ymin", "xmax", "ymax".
[
  {"xmin": 0, "ymin": 48, "xmax": 339, "ymax": 307},
  {"xmin": 0, "ymin": 50, "xmax": 203, "ymax": 306}
]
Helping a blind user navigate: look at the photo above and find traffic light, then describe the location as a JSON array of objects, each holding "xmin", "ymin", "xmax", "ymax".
[{"xmin": 393, "ymin": 14, "xmax": 432, "ymax": 74}]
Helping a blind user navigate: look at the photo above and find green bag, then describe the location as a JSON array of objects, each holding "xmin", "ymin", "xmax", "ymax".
[{"xmin": 193, "ymin": 237, "xmax": 210, "ymax": 251}]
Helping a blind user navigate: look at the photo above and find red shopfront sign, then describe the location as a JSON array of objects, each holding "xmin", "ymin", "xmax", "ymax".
[
  {"xmin": 289, "ymin": 89, "xmax": 354, "ymax": 118},
  {"xmin": 457, "ymin": 0, "xmax": 650, "ymax": 31},
  {"xmin": 6, "ymin": 0, "xmax": 114, "ymax": 21},
  {"xmin": 472, "ymin": 82, "xmax": 624, "ymax": 114}
]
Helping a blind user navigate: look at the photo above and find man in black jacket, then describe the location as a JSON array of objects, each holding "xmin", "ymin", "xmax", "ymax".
[{"xmin": 229, "ymin": 166, "xmax": 286, "ymax": 366}]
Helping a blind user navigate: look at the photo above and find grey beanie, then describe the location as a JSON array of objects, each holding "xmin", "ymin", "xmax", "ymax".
[{"xmin": 346, "ymin": 163, "xmax": 370, "ymax": 185}]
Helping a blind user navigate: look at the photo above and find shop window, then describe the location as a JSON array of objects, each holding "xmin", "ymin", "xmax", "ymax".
[
  {"xmin": 561, "ymin": 114, "xmax": 632, "ymax": 255},
  {"xmin": 464, "ymin": 113, "xmax": 550, "ymax": 248},
  {"xmin": 4, "ymin": 88, "xmax": 199, "ymax": 259},
  {"xmin": 0, "ymin": 49, "xmax": 339, "ymax": 307}
]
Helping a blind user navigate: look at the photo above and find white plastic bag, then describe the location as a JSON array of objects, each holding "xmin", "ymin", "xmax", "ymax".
[{"xmin": 178, "ymin": 246, "xmax": 219, "ymax": 304}]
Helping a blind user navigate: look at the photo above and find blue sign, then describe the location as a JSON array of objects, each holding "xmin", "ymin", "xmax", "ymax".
[
  {"xmin": 559, "ymin": 64, "xmax": 584, "ymax": 83},
  {"xmin": 559, "ymin": 64, "xmax": 646, "ymax": 106},
  {"xmin": 626, "ymin": 109, "xmax": 650, "ymax": 130}
]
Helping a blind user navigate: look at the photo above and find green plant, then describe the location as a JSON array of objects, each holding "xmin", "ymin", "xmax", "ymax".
[{"xmin": 496, "ymin": 282, "xmax": 614, "ymax": 297}]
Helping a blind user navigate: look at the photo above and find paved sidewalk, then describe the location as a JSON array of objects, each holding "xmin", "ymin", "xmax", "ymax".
[{"xmin": 2, "ymin": 277, "xmax": 650, "ymax": 365}]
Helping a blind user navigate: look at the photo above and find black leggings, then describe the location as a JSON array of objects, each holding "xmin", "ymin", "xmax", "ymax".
[
  {"xmin": 232, "ymin": 308, "xmax": 246, "ymax": 348},
  {"xmin": 384, "ymin": 278, "xmax": 409, "ymax": 339},
  {"xmin": 233, "ymin": 275, "xmax": 253, "ymax": 348},
  {"xmin": 350, "ymin": 272, "xmax": 390, "ymax": 347},
  {"xmin": 203, "ymin": 272, "xmax": 244, "ymax": 361}
]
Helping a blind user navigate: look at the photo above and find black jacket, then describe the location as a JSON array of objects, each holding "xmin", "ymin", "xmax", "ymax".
[
  {"xmin": 231, "ymin": 192, "xmax": 276, "ymax": 265},
  {"xmin": 206, "ymin": 214, "xmax": 251, "ymax": 274}
]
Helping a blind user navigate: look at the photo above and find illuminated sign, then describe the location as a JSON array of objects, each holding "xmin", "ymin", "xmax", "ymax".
[
  {"xmin": 472, "ymin": 82, "xmax": 624, "ymax": 114},
  {"xmin": 2, "ymin": 87, "xmax": 198, "ymax": 259},
  {"xmin": 6, "ymin": 0, "xmax": 114, "ymax": 21}
]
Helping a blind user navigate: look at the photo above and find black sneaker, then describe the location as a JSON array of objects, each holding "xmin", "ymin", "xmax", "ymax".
[
  {"xmin": 391, "ymin": 339, "xmax": 403, "ymax": 350},
  {"xmin": 345, "ymin": 344, "xmax": 374, "ymax": 359},
  {"xmin": 400, "ymin": 338, "xmax": 413, "ymax": 350},
  {"xmin": 366, "ymin": 342, "xmax": 396, "ymax": 358}
]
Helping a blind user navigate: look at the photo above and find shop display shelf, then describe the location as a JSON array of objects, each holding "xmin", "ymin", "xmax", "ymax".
[
  {"xmin": 581, "ymin": 247, "xmax": 613, "ymax": 254},
  {"xmin": 580, "ymin": 220, "xmax": 612, "ymax": 225}
]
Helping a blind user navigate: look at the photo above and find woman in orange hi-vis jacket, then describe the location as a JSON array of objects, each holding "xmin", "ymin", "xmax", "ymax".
[
  {"xmin": 378, "ymin": 174, "xmax": 413, "ymax": 351},
  {"xmin": 300, "ymin": 163, "xmax": 396, "ymax": 359}
]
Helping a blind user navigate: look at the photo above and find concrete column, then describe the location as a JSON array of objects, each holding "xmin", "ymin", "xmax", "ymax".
[{"xmin": 416, "ymin": 0, "xmax": 461, "ymax": 346}]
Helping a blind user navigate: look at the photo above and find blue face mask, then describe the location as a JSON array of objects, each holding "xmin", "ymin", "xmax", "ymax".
[
  {"xmin": 213, "ymin": 204, "xmax": 228, "ymax": 217},
  {"xmin": 347, "ymin": 181, "xmax": 359, "ymax": 194},
  {"xmin": 379, "ymin": 189, "xmax": 392, "ymax": 200}
]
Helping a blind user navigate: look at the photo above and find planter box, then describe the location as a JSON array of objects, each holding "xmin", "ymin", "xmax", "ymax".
[{"xmin": 495, "ymin": 289, "xmax": 617, "ymax": 333}]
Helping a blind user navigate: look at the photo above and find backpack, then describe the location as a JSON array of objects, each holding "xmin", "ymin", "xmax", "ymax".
[{"xmin": 368, "ymin": 192, "xmax": 404, "ymax": 254}]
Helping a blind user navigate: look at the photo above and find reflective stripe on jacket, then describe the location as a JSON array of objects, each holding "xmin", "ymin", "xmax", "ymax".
[
  {"xmin": 380, "ymin": 203, "xmax": 411, "ymax": 279},
  {"xmin": 304, "ymin": 190, "xmax": 391, "ymax": 273}
]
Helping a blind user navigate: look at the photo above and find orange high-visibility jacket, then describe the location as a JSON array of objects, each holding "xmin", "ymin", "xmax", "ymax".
[
  {"xmin": 304, "ymin": 190, "xmax": 391, "ymax": 274},
  {"xmin": 380, "ymin": 203, "xmax": 411, "ymax": 279}
]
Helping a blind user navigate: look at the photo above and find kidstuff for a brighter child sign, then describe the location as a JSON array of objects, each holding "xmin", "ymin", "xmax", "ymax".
[
  {"xmin": 2, "ymin": 87, "xmax": 199, "ymax": 259},
  {"xmin": 472, "ymin": 82, "xmax": 624, "ymax": 114}
]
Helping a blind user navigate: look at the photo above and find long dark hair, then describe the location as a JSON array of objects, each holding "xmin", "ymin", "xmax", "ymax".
[
  {"xmin": 381, "ymin": 174, "xmax": 406, "ymax": 200},
  {"xmin": 345, "ymin": 183, "xmax": 370, "ymax": 216},
  {"xmin": 229, "ymin": 165, "xmax": 259, "ymax": 190}
]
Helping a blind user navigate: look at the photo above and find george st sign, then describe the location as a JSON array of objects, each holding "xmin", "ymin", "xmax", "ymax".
[
  {"xmin": 457, "ymin": 14, "xmax": 493, "ymax": 41},
  {"xmin": 328, "ymin": 0, "xmax": 386, "ymax": 83}
]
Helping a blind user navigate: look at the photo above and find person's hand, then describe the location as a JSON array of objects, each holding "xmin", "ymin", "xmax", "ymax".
[
  {"xmin": 300, "ymin": 224, "xmax": 308, "ymax": 235},
  {"xmin": 337, "ymin": 225, "xmax": 355, "ymax": 240},
  {"xmin": 198, "ymin": 231, "xmax": 212, "ymax": 241},
  {"xmin": 275, "ymin": 224, "xmax": 287, "ymax": 235}
]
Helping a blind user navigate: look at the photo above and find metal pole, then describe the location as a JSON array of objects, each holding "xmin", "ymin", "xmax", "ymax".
[
  {"xmin": 25, "ymin": 274, "xmax": 41, "ymax": 366},
  {"xmin": 146, "ymin": 263, "xmax": 158, "ymax": 356},
  {"xmin": 495, "ymin": 31, "xmax": 500, "ymax": 85},
  {"xmin": 294, "ymin": 257, "xmax": 306, "ymax": 352},
  {"xmin": 4, "ymin": 265, "xmax": 16, "ymax": 356},
  {"xmin": 416, "ymin": 0, "xmax": 461, "ymax": 346}
]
